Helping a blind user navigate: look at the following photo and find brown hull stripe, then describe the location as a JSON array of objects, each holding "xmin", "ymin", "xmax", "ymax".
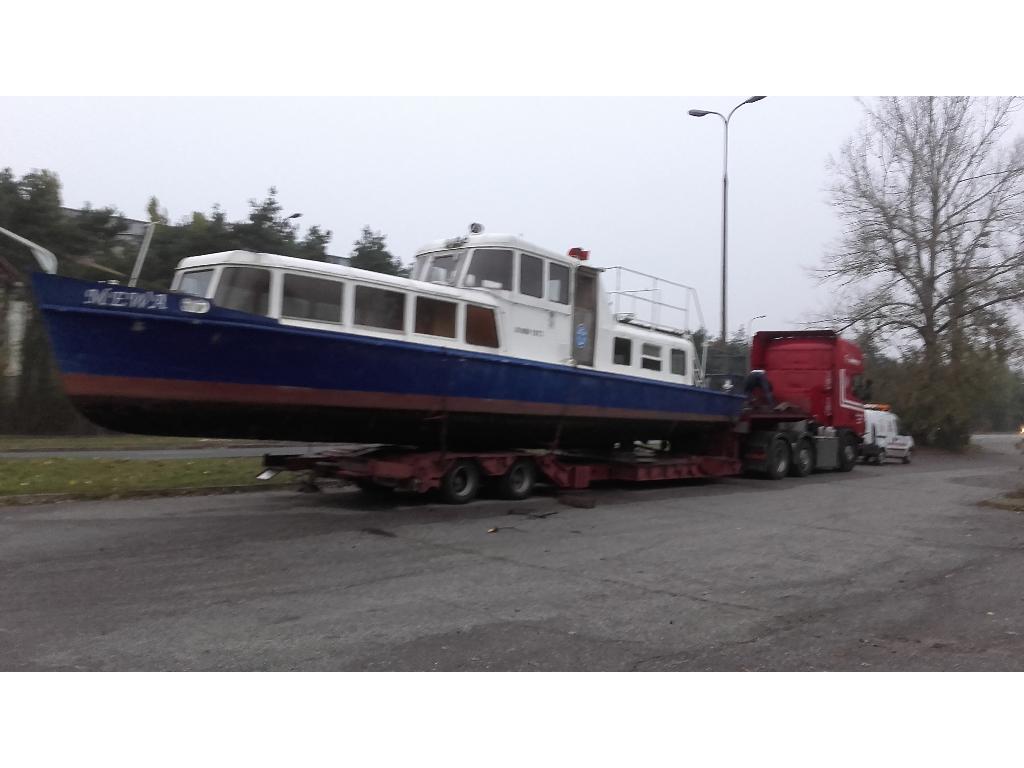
[{"xmin": 62, "ymin": 373, "xmax": 728, "ymax": 424}]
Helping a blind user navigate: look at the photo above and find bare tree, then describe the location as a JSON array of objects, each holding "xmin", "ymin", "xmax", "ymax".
[{"xmin": 820, "ymin": 97, "xmax": 1024, "ymax": 372}]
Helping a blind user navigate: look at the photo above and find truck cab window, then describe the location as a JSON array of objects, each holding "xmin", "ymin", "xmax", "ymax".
[{"xmin": 851, "ymin": 374, "xmax": 870, "ymax": 400}]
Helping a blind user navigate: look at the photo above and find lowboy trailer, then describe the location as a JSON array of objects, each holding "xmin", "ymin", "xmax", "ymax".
[{"xmin": 260, "ymin": 330, "xmax": 867, "ymax": 504}]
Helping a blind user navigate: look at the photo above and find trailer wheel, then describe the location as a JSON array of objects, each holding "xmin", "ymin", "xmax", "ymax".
[
  {"xmin": 838, "ymin": 433, "xmax": 858, "ymax": 472},
  {"xmin": 440, "ymin": 460, "xmax": 481, "ymax": 505},
  {"xmin": 766, "ymin": 437, "xmax": 791, "ymax": 480},
  {"xmin": 902, "ymin": 450, "xmax": 912, "ymax": 465},
  {"xmin": 789, "ymin": 439, "xmax": 814, "ymax": 477},
  {"xmin": 873, "ymin": 448, "xmax": 887, "ymax": 466},
  {"xmin": 498, "ymin": 459, "xmax": 537, "ymax": 500}
]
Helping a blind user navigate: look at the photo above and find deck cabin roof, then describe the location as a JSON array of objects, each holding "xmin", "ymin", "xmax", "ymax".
[
  {"xmin": 174, "ymin": 250, "xmax": 498, "ymax": 304},
  {"xmin": 414, "ymin": 233, "xmax": 576, "ymax": 265}
]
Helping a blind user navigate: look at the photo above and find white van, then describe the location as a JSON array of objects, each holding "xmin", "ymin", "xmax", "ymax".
[{"xmin": 861, "ymin": 405, "xmax": 914, "ymax": 464}]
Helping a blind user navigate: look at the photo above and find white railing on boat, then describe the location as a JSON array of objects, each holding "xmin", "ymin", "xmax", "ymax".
[{"xmin": 606, "ymin": 266, "xmax": 710, "ymax": 385}]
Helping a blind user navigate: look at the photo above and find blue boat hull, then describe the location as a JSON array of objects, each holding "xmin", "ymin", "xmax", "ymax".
[{"xmin": 31, "ymin": 273, "xmax": 745, "ymax": 449}]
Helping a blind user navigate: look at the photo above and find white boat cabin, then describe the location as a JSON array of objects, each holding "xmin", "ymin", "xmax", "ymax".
[{"xmin": 170, "ymin": 233, "xmax": 701, "ymax": 386}]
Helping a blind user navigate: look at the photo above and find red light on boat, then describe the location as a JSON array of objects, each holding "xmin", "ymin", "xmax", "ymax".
[{"xmin": 568, "ymin": 247, "xmax": 590, "ymax": 261}]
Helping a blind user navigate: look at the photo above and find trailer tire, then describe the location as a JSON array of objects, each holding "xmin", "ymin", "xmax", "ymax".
[
  {"xmin": 766, "ymin": 437, "xmax": 791, "ymax": 480},
  {"xmin": 838, "ymin": 433, "xmax": 858, "ymax": 472},
  {"xmin": 440, "ymin": 460, "xmax": 481, "ymax": 505},
  {"xmin": 873, "ymin": 448, "xmax": 887, "ymax": 466},
  {"xmin": 789, "ymin": 439, "xmax": 814, "ymax": 477},
  {"xmin": 902, "ymin": 450, "xmax": 912, "ymax": 465},
  {"xmin": 498, "ymin": 459, "xmax": 537, "ymax": 500}
]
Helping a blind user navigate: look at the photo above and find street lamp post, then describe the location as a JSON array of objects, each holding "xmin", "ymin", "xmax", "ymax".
[
  {"xmin": 747, "ymin": 313, "xmax": 766, "ymax": 371},
  {"xmin": 688, "ymin": 96, "xmax": 766, "ymax": 344}
]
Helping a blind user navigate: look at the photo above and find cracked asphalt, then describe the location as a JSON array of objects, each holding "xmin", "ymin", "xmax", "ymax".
[{"xmin": 2, "ymin": 434, "xmax": 1022, "ymax": 671}]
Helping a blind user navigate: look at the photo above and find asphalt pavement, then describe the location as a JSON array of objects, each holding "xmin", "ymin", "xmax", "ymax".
[{"xmin": 2, "ymin": 434, "xmax": 1022, "ymax": 671}]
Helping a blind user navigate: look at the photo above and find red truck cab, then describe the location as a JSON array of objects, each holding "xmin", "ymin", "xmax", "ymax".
[{"xmin": 750, "ymin": 330, "xmax": 866, "ymax": 434}]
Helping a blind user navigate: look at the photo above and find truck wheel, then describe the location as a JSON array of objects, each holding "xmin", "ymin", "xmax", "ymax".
[
  {"xmin": 766, "ymin": 437, "xmax": 791, "ymax": 480},
  {"xmin": 498, "ymin": 459, "xmax": 536, "ymax": 500},
  {"xmin": 440, "ymin": 460, "xmax": 481, "ymax": 505},
  {"xmin": 789, "ymin": 439, "xmax": 814, "ymax": 477},
  {"xmin": 838, "ymin": 433, "xmax": 858, "ymax": 472}
]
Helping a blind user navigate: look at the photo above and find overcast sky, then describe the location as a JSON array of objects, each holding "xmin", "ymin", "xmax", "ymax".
[{"xmin": 3, "ymin": 96, "xmax": 1018, "ymax": 337}]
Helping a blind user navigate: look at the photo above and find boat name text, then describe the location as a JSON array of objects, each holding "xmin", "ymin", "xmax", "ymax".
[
  {"xmin": 514, "ymin": 327, "xmax": 544, "ymax": 337},
  {"xmin": 83, "ymin": 288, "xmax": 169, "ymax": 311}
]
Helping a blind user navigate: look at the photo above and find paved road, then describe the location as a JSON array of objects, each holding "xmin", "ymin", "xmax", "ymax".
[{"xmin": 2, "ymin": 435, "xmax": 1022, "ymax": 671}]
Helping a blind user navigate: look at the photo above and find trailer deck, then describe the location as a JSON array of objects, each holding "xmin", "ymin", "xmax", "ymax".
[{"xmin": 262, "ymin": 445, "xmax": 743, "ymax": 502}]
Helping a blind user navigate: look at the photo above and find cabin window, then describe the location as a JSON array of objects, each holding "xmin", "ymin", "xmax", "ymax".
[
  {"xmin": 426, "ymin": 250, "xmax": 465, "ymax": 285},
  {"xmin": 519, "ymin": 253, "xmax": 544, "ymax": 298},
  {"xmin": 548, "ymin": 263, "xmax": 570, "ymax": 304},
  {"xmin": 465, "ymin": 305, "xmax": 499, "ymax": 348},
  {"xmin": 179, "ymin": 269, "xmax": 214, "ymax": 297},
  {"xmin": 214, "ymin": 267, "xmax": 271, "ymax": 315},
  {"xmin": 414, "ymin": 296, "xmax": 457, "ymax": 338},
  {"xmin": 353, "ymin": 285, "xmax": 405, "ymax": 332},
  {"xmin": 613, "ymin": 337, "xmax": 632, "ymax": 366},
  {"xmin": 671, "ymin": 348, "xmax": 687, "ymax": 377},
  {"xmin": 281, "ymin": 274, "xmax": 344, "ymax": 323},
  {"xmin": 641, "ymin": 343, "xmax": 662, "ymax": 371},
  {"xmin": 465, "ymin": 249, "xmax": 513, "ymax": 290}
]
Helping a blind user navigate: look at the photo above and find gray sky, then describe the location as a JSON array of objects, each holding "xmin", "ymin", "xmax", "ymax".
[{"xmin": 0, "ymin": 96, "xmax": 965, "ymax": 335}]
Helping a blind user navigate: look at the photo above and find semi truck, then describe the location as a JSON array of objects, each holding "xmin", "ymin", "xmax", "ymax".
[{"xmin": 262, "ymin": 329, "xmax": 867, "ymax": 503}]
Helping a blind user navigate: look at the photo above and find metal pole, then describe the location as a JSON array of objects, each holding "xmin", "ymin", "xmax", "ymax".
[
  {"xmin": 129, "ymin": 222, "xmax": 157, "ymax": 287},
  {"xmin": 688, "ymin": 97, "xmax": 766, "ymax": 347},
  {"xmin": 720, "ymin": 118, "xmax": 730, "ymax": 344},
  {"xmin": 0, "ymin": 226, "xmax": 57, "ymax": 274}
]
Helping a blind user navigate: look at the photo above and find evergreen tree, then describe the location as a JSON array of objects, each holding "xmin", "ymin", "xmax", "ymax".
[{"xmin": 349, "ymin": 226, "xmax": 408, "ymax": 276}]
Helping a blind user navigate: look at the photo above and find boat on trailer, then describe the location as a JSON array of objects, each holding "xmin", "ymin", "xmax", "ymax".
[{"xmin": 31, "ymin": 229, "xmax": 744, "ymax": 450}]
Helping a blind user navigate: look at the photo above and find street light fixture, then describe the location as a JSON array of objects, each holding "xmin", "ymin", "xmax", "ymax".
[
  {"xmin": 283, "ymin": 212, "xmax": 303, "ymax": 238},
  {"xmin": 688, "ymin": 96, "xmax": 767, "ymax": 344},
  {"xmin": 747, "ymin": 314, "xmax": 767, "ymax": 339},
  {"xmin": 747, "ymin": 313, "xmax": 766, "ymax": 371}
]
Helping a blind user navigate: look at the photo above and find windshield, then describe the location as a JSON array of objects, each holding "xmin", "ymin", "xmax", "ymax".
[
  {"xmin": 465, "ymin": 248, "xmax": 513, "ymax": 290},
  {"xmin": 424, "ymin": 250, "xmax": 466, "ymax": 285}
]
